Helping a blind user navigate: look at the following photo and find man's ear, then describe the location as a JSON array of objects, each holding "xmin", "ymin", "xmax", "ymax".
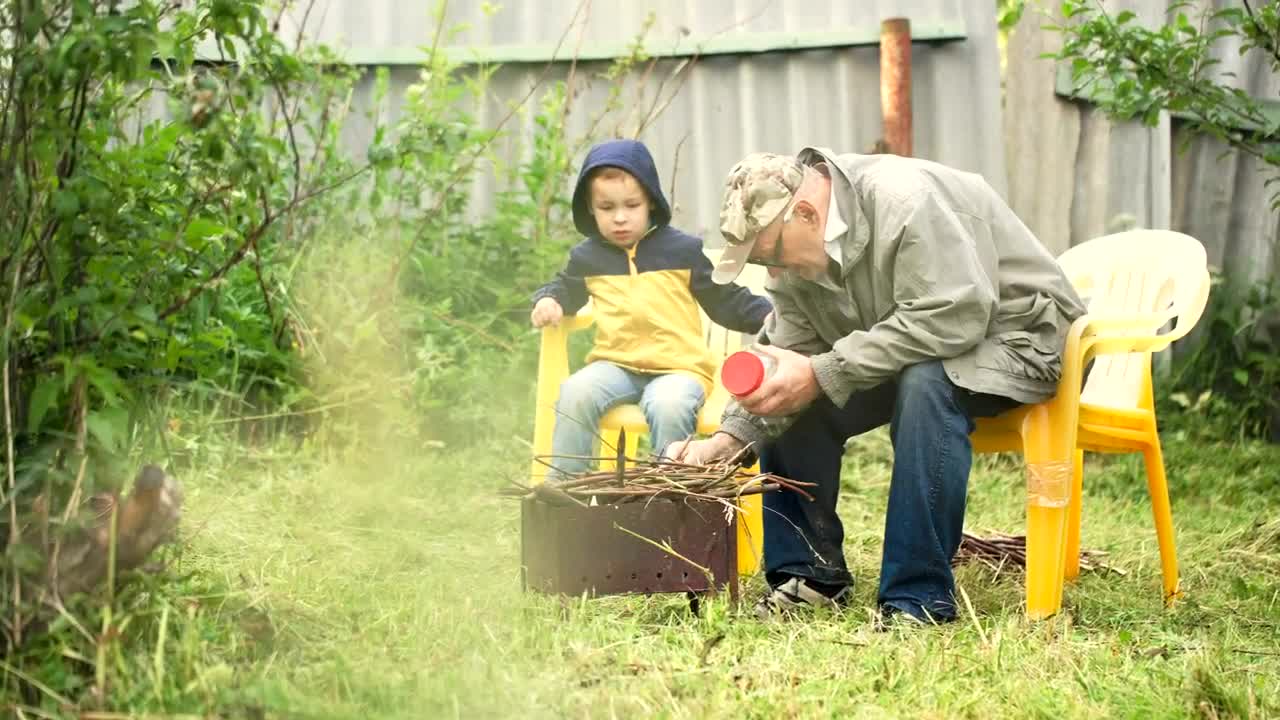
[{"xmin": 793, "ymin": 199, "xmax": 820, "ymax": 226}]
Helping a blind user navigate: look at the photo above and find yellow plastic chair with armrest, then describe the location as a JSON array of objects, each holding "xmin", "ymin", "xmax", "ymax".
[{"xmin": 971, "ymin": 229, "xmax": 1211, "ymax": 619}]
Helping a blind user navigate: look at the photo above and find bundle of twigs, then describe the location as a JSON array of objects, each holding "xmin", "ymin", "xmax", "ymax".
[
  {"xmin": 954, "ymin": 531, "xmax": 1123, "ymax": 575},
  {"xmin": 502, "ymin": 453, "xmax": 815, "ymax": 508}
]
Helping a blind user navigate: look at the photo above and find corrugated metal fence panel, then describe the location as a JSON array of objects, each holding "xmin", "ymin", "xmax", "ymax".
[
  {"xmin": 1004, "ymin": 0, "xmax": 1278, "ymax": 284},
  {"xmin": 280, "ymin": 0, "xmax": 1005, "ymax": 244}
]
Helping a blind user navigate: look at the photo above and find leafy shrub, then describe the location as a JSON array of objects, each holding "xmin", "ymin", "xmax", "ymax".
[
  {"xmin": 0, "ymin": 0, "xmax": 363, "ymax": 653},
  {"xmin": 1158, "ymin": 277, "xmax": 1280, "ymax": 442}
]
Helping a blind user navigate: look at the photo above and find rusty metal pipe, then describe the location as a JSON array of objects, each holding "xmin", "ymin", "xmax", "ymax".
[{"xmin": 880, "ymin": 17, "xmax": 913, "ymax": 157}]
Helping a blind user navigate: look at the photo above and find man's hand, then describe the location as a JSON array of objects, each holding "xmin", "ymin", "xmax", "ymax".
[
  {"xmin": 737, "ymin": 345, "xmax": 822, "ymax": 416},
  {"xmin": 530, "ymin": 297, "xmax": 564, "ymax": 328},
  {"xmin": 665, "ymin": 432, "xmax": 745, "ymax": 465}
]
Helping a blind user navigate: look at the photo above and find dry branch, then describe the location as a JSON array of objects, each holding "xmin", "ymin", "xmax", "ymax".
[
  {"xmin": 954, "ymin": 530, "xmax": 1123, "ymax": 575},
  {"xmin": 503, "ymin": 455, "xmax": 815, "ymax": 508}
]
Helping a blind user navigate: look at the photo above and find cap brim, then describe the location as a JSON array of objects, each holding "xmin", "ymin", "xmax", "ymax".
[{"xmin": 711, "ymin": 238, "xmax": 755, "ymax": 285}]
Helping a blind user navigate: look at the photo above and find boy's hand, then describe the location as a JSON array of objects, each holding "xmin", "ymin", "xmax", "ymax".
[{"xmin": 531, "ymin": 297, "xmax": 564, "ymax": 328}]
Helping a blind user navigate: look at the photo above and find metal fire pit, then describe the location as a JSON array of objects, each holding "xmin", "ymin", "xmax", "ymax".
[{"xmin": 521, "ymin": 495, "xmax": 739, "ymax": 604}]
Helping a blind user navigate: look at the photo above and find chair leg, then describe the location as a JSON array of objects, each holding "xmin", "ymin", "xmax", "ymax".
[
  {"xmin": 598, "ymin": 433, "xmax": 616, "ymax": 472},
  {"xmin": 736, "ymin": 494, "xmax": 764, "ymax": 577},
  {"xmin": 1020, "ymin": 405, "xmax": 1073, "ymax": 620},
  {"xmin": 1063, "ymin": 449, "xmax": 1084, "ymax": 580},
  {"xmin": 1143, "ymin": 437, "xmax": 1181, "ymax": 605},
  {"xmin": 1026, "ymin": 501, "xmax": 1070, "ymax": 619},
  {"xmin": 530, "ymin": 324, "xmax": 572, "ymax": 485},
  {"xmin": 625, "ymin": 431, "xmax": 641, "ymax": 468},
  {"xmin": 598, "ymin": 427, "xmax": 636, "ymax": 472}
]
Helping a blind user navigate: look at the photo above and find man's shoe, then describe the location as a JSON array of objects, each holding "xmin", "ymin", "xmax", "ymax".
[
  {"xmin": 753, "ymin": 577, "xmax": 851, "ymax": 620},
  {"xmin": 872, "ymin": 604, "xmax": 951, "ymax": 631}
]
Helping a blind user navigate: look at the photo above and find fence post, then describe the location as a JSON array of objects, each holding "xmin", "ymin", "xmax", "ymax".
[{"xmin": 880, "ymin": 18, "xmax": 913, "ymax": 157}]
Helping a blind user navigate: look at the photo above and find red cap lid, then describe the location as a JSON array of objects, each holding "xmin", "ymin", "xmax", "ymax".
[{"xmin": 721, "ymin": 351, "xmax": 765, "ymax": 397}]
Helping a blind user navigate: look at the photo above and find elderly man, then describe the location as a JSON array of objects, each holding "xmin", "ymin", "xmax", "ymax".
[{"xmin": 669, "ymin": 149, "xmax": 1087, "ymax": 624}]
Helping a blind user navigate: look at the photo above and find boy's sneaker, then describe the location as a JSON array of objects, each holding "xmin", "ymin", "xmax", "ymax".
[{"xmin": 753, "ymin": 576, "xmax": 851, "ymax": 620}]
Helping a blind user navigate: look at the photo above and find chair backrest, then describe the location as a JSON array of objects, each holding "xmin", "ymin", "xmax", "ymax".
[{"xmin": 1056, "ymin": 229, "xmax": 1211, "ymax": 409}]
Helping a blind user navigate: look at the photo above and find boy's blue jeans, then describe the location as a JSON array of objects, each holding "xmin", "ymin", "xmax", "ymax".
[
  {"xmin": 760, "ymin": 360, "xmax": 1020, "ymax": 620},
  {"xmin": 550, "ymin": 361, "xmax": 705, "ymax": 477}
]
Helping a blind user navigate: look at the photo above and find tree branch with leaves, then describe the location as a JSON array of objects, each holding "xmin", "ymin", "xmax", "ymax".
[{"xmin": 1049, "ymin": 0, "xmax": 1280, "ymax": 205}]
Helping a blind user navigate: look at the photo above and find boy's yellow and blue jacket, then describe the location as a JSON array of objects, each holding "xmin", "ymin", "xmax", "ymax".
[{"xmin": 533, "ymin": 140, "xmax": 771, "ymax": 389}]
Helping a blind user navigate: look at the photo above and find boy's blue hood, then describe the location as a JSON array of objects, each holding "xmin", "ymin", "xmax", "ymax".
[{"xmin": 572, "ymin": 139, "xmax": 672, "ymax": 237}]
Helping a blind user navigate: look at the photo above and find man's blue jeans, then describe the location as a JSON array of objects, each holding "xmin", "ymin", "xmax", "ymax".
[
  {"xmin": 760, "ymin": 360, "xmax": 1020, "ymax": 620},
  {"xmin": 550, "ymin": 361, "xmax": 705, "ymax": 477}
]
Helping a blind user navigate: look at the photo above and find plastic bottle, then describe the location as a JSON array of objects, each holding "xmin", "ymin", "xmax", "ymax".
[{"xmin": 721, "ymin": 346, "xmax": 777, "ymax": 397}]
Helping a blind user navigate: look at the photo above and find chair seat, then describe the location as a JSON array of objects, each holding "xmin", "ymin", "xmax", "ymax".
[
  {"xmin": 974, "ymin": 402, "xmax": 1156, "ymax": 454},
  {"xmin": 1078, "ymin": 402, "xmax": 1152, "ymax": 432},
  {"xmin": 1077, "ymin": 403, "xmax": 1157, "ymax": 452},
  {"xmin": 972, "ymin": 407, "xmax": 1032, "ymax": 454},
  {"xmin": 600, "ymin": 392, "xmax": 732, "ymax": 438}
]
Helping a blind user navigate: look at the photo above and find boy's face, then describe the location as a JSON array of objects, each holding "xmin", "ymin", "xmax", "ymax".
[{"xmin": 590, "ymin": 173, "xmax": 651, "ymax": 249}]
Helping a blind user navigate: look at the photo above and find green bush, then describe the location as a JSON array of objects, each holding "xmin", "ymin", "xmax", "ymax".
[
  {"xmin": 1158, "ymin": 277, "xmax": 1280, "ymax": 442},
  {"xmin": 0, "ymin": 0, "xmax": 367, "ymax": 659},
  {"xmin": 0, "ymin": 0, "xmax": 367, "ymax": 464}
]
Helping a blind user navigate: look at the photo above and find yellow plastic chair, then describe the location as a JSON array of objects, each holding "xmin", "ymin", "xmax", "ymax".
[
  {"xmin": 971, "ymin": 229, "xmax": 1211, "ymax": 619},
  {"xmin": 529, "ymin": 255, "xmax": 769, "ymax": 577}
]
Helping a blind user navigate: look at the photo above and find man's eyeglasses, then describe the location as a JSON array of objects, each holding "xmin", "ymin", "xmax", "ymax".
[{"xmin": 746, "ymin": 202, "xmax": 795, "ymax": 269}]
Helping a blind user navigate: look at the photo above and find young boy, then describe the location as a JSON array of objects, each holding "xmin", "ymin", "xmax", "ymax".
[{"xmin": 531, "ymin": 139, "xmax": 771, "ymax": 478}]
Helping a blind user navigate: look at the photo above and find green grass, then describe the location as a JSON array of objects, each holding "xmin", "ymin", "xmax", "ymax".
[{"xmin": 6, "ymin": 417, "xmax": 1280, "ymax": 719}]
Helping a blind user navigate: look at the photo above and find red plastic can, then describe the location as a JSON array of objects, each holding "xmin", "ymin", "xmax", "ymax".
[{"xmin": 721, "ymin": 349, "xmax": 776, "ymax": 397}]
